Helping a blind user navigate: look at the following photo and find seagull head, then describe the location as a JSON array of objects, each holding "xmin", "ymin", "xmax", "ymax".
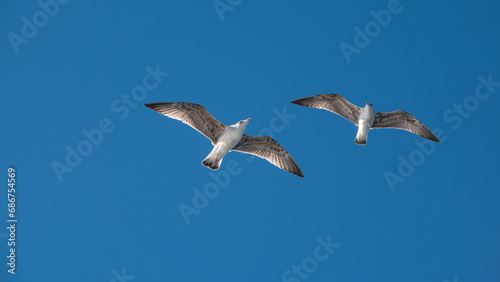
[
  {"xmin": 234, "ymin": 118, "xmax": 252, "ymax": 128},
  {"xmin": 366, "ymin": 102, "xmax": 373, "ymax": 107}
]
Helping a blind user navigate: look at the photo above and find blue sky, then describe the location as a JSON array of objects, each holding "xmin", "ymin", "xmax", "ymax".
[{"xmin": 1, "ymin": 0, "xmax": 499, "ymax": 281}]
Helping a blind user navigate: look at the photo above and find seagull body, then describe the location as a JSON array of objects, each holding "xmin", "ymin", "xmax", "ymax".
[
  {"xmin": 202, "ymin": 118, "xmax": 249, "ymax": 170},
  {"xmin": 291, "ymin": 94, "xmax": 440, "ymax": 145},
  {"xmin": 355, "ymin": 102, "xmax": 375, "ymax": 145},
  {"xmin": 145, "ymin": 102, "xmax": 303, "ymax": 177}
]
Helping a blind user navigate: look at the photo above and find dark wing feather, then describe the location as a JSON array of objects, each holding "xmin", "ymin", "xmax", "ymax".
[
  {"xmin": 372, "ymin": 111, "xmax": 440, "ymax": 142},
  {"xmin": 232, "ymin": 135, "xmax": 304, "ymax": 178},
  {"xmin": 291, "ymin": 94, "xmax": 361, "ymax": 125},
  {"xmin": 145, "ymin": 102, "xmax": 227, "ymax": 144}
]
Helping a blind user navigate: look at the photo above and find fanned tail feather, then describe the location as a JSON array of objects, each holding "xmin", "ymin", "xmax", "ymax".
[
  {"xmin": 354, "ymin": 136, "xmax": 367, "ymax": 145},
  {"xmin": 202, "ymin": 150, "xmax": 222, "ymax": 170}
]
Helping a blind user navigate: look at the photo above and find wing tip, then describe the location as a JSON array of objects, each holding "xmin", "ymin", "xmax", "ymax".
[
  {"xmin": 286, "ymin": 167, "xmax": 304, "ymax": 178},
  {"xmin": 290, "ymin": 98, "xmax": 305, "ymax": 106},
  {"xmin": 428, "ymin": 135, "xmax": 440, "ymax": 142},
  {"xmin": 290, "ymin": 94, "xmax": 343, "ymax": 105},
  {"xmin": 290, "ymin": 95, "xmax": 321, "ymax": 107},
  {"xmin": 144, "ymin": 102, "xmax": 175, "ymax": 110},
  {"xmin": 288, "ymin": 159, "xmax": 304, "ymax": 178},
  {"xmin": 423, "ymin": 125, "xmax": 440, "ymax": 143}
]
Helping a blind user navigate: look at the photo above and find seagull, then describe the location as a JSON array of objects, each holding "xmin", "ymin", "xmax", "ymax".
[
  {"xmin": 144, "ymin": 102, "xmax": 304, "ymax": 177},
  {"xmin": 291, "ymin": 94, "xmax": 440, "ymax": 145}
]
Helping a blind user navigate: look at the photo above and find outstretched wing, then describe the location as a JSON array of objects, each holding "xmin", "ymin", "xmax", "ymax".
[
  {"xmin": 291, "ymin": 94, "xmax": 361, "ymax": 125},
  {"xmin": 232, "ymin": 135, "xmax": 304, "ymax": 178},
  {"xmin": 145, "ymin": 102, "xmax": 227, "ymax": 144},
  {"xmin": 372, "ymin": 111, "xmax": 440, "ymax": 142}
]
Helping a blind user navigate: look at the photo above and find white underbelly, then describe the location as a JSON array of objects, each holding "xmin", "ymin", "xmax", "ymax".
[{"xmin": 215, "ymin": 130, "xmax": 243, "ymax": 157}]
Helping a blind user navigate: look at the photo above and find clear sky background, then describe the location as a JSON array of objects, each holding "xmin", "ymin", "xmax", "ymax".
[{"xmin": 1, "ymin": 1, "xmax": 499, "ymax": 281}]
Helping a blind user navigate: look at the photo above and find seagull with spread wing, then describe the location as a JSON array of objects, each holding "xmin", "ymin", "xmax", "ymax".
[
  {"xmin": 144, "ymin": 102, "xmax": 303, "ymax": 177},
  {"xmin": 291, "ymin": 94, "xmax": 440, "ymax": 145}
]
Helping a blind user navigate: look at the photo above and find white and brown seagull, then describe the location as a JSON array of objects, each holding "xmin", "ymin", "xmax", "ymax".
[
  {"xmin": 145, "ymin": 102, "xmax": 304, "ymax": 177},
  {"xmin": 291, "ymin": 94, "xmax": 440, "ymax": 145}
]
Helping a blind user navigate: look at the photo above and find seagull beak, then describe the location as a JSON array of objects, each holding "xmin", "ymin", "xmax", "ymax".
[{"xmin": 246, "ymin": 118, "xmax": 252, "ymax": 122}]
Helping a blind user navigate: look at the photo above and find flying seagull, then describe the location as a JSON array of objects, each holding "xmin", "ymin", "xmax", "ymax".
[
  {"xmin": 144, "ymin": 102, "xmax": 304, "ymax": 177},
  {"xmin": 291, "ymin": 94, "xmax": 440, "ymax": 145}
]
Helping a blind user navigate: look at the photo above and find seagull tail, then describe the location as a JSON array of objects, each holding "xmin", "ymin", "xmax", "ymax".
[
  {"xmin": 202, "ymin": 151, "xmax": 222, "ymax": 170},
  {"xmin": 354, "ymin": 127, "xmax": 368, "ymax": 145},
  {"xmin": 354, "ymin": 136, "xmax": 367, "ymax": 145}
]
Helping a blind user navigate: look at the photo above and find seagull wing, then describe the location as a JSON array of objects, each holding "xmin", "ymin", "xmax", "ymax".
[
  {"xmin": 372, "ymin": 110, "xmax": 440, "ymax": 142},
  {"xmin": 291, "ymin": 94, "xmax": 361, "ymax": 125},
  {"xmin": 232, "ymin": 135, "xmax": 304, "ymax": 178},
  {"xmin": 145, "ymin": 102, "xmax": 227, "ymax": 144}
]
